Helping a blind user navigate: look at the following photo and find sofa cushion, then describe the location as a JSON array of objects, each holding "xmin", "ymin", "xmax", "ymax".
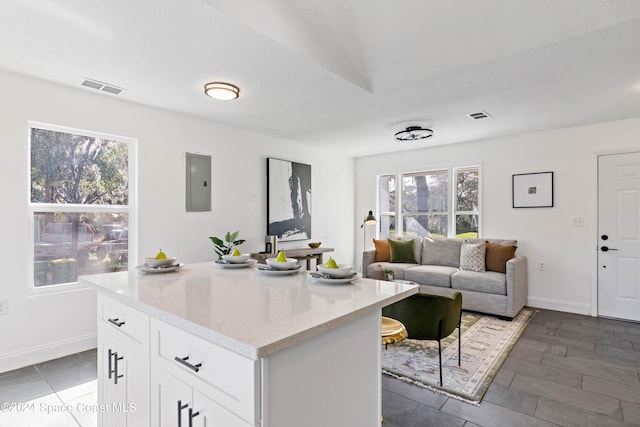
[
  {"xmin": 389, "ymin": 239, "xmax": 417, "ymax": 263},
  {"xmin": 373, "ymin": 239, "xmax": 390, "ymax": 262},
  {"xmin": 451, "ymin": 270, "xmax": 507, "ymax": 295},
  {"xmin": 485, "ymin": 242, "xmax": 517, "ymax": 274},
  {"xmin": 460, "ymin": 241, "xmax": 486, "ymax": 272},
  {"xmin": 421, "ymin": 239, "xmax": 463, "ymax": 267},
  {"xmin": 405, "ymin": 265, "xmax": 458, "ymax": 288},
  {"xmin": 409, "ymin": 236, "xmax": 426, "ymax": 262},
  {"xmin": 366, "ymin": 262, "xmax": 415, "ymax": 280},
  {"xmin": 467, "ymin": 238, "xmax": 517, "ymax": 246}
]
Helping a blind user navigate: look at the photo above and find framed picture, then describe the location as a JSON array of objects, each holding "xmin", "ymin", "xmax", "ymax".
[
  {"xmin": 267, "ymin": 158, "xmax": 311, "ymax": 241},
  {"xmin": 512, "ymin": 172, "xmax": 554, "ymax": 208}
]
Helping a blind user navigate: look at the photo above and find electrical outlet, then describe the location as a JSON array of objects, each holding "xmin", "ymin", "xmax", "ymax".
[
  {"xmin": 0, "ymin": 299, "xmax": 7, "ymax": 315},
  {"xmin": 571, "ymin": 216, "xmax": 585, "ymax": 227},
  {"xmin": 538, "ymin": 261, "xmax": 545, "ymax": 271}
]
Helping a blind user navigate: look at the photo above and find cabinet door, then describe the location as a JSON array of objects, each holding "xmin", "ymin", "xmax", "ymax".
[
  {"xmin": 98, "ymin": 331, "xmax": 126, "ymax": 427},
  {"xmin": 98, "ymin": 328, "xmax": 149, "ymax": 426},
  {"xmin": 151, "ymin": 366, "xmax": 193, "ymax": 427},
  {"xmin": 193, "ymin": 390, "xmax": 252, "ymax": 427},
  {"xmin": 123, "ymin": 336, "xmax": 149, "ymax": 426}
]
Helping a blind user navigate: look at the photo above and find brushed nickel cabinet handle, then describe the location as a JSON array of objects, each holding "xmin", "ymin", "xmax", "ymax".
[
  {"xmin": 108, "ymin": 318, "xmax": 125, "ymax": 327},
  {"xmin": 177, "ymin": 400, "xmax": 188, "ymax": 427},
  {"xmin": 174, "ymin": 355, "xmax": 202, "ymax": 373},
  {"xmin": 189, "ymin": 408, "xmax": 200, "ymax": 427}
]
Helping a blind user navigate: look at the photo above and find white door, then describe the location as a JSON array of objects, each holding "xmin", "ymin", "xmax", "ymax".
[{"xmin": 598, "ymin": 152, "xmax": 640, "ymax": 321}]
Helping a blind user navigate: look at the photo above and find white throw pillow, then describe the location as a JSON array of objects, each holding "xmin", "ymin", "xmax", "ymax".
[{"xmin": 460, "ymin": 241, "xmax": 486, "ymax": 272}]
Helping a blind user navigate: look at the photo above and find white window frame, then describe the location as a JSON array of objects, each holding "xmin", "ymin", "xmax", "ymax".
[
  {"xmin": 376, "ymin": 164, "xmax": 482, "ymax": 239},
  {"xmin": 376, "ymin": 174, "xmax": 397, "ymax": 238},
  {"xmin": 400, "ymin": 169, "xmax": 448, "ymax": 238},
  {"xmin": 27, "ymin": 121, "xmax": 138, "ymax": 294},
  {"xmin": 452, "ymin": 165, "xmax": 482, "ymax": 238}
]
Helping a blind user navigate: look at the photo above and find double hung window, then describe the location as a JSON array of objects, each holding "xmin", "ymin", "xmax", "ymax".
[{"xmin": 29, "ymin": 123, "xmax": 134, "ymax": 287}]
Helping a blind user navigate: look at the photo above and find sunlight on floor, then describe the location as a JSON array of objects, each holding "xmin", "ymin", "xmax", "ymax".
[{"xmin": 0, "ymin": 380, "xmax": 97, "ymax": 427}]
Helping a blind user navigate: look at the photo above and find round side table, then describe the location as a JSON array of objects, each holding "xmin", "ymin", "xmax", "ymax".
[{"xmin": 381, "ymin": 316, "xmax": 408, "ymax": 349}]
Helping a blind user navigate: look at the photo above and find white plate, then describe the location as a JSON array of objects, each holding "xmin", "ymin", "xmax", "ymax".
[
  {"xmin": 309, "ymin": 271, "xmax": 361, "ymax": 284},
  {"xmin": 257, "ymin": 264, "xmax": 302, "ymax": 275},
  {"xmin": 135, "ymin": 263, "xmax": 184, "ymax": 274},
  {"xmin": 214, "ymin": 259, "xmax": 258, "ymax": 269}
]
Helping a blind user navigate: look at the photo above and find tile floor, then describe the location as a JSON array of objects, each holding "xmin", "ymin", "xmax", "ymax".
[
  {"xmin": 0, "ymin": 349, "xmax": 97, "ymax": 427},
  {"xmin": 1, "ymin": 309, "xmax": 639, "ymax": 426},
  {"xmin": 382, "ymin": 309, "xmax": 640, "ymax": 426}
]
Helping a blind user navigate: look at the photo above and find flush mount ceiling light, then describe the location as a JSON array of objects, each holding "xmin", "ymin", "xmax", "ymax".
[
  {"xmin": 204, "ymin": 82, "xmax": 240, "ymax": 100},
  {"xmin": 394, "ymin": 126, "xmax": 434, "ymax": 142}
]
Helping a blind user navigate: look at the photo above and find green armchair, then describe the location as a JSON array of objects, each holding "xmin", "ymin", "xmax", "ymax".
[{"xmin": 382, "ymin": 292, "xmax": 463, "ymax": 386}]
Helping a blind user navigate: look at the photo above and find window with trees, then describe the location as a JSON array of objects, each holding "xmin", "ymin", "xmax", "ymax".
[
  {"xmin": 29, "ymin": 123, "xmax": 133, "ymax": 287},
  {"xmin": 376, "ymin": 166, "xmax": 479, "ymax": 239}
]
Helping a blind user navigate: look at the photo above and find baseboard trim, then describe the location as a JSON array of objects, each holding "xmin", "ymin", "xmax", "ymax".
[
  {"xmin": 0, "ymin": 333, "xmax": 97, "ymax": 373},
  {"xmin": 527, "ymin": 296, "xmax": 592, "ymax": 316}
]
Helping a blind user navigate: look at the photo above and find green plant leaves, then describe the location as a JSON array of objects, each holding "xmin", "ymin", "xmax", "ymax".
[{"xmin": 209, "ymin": 231, "xmax": 245, "ymax": 260}]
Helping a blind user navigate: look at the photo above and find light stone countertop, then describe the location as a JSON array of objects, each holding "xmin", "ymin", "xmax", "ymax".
[{"xmin": 80, "ymin": 261, "xmax": 418, "ymax": 360}]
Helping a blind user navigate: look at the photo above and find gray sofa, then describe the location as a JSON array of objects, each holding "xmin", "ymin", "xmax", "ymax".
[{"xmin": 363, "ymin": 238, "xmax": 528, "ymax": 319}]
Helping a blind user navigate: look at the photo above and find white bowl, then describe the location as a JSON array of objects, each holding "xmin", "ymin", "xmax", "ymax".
[
  {"xmin": 317, "ymin": 264, "xmax": 353, "ymax": 278},
  {"xmin": 222, "ymin": 254, "xmax": 250, "ymax": 264},
  {"xmin": 266, "ymin": 257, "xmax": 298, "ymax": 270},
  {"xmin": 144, "ymin": 257, "xmax": 177, "ymax": 268}
]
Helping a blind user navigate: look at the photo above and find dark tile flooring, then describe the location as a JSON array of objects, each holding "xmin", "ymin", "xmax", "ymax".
[
  {"xmin": 1, "ymin": 309, "xmax": 639, "ymax": 426},
  {"xmin": 382, "ymin": 309, "xmax": 640, "ymax": 426}
]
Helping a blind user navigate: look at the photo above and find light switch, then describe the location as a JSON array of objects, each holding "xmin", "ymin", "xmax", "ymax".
[{"xmin": 571, "ymin": 216, "xmax": 585, "ymax": 227}]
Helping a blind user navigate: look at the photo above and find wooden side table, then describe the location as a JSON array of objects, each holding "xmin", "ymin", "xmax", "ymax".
[{"xmin": 250, "ymin": 247, "xmax": 334, "ymax": 270}]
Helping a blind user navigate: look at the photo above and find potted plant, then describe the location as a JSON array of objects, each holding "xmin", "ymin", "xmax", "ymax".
[{"xmin": 209, "ymin": 230, "xmax": 246, "ymax": 260}]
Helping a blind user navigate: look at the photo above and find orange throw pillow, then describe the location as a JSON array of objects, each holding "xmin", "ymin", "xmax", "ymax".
[
  {"xmin": 485, "ymin": 242, "xmax": 517, "ymax": 273},
  {"xmin": 373, "ymin": 239, "xmax": 390, "ymax": 262}
]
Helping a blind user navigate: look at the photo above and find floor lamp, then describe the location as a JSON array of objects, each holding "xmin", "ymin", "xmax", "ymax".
[{"xmin": 360, "ymin": 210, "xmax": 377, "ymax": 271}]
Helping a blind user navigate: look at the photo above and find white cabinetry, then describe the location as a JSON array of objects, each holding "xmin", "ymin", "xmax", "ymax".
[
  {"xmin": 149, "ymin": 319, "xmax": 259, "ymax": 426},
  {"xmin": 151, "ymin": 365, "xmax": 251, "ymax": 427},
  {"xmin": 84, "ymin": 263, "xmax": 417, "ymax": 427},
  {"xmin": 96, "ymin": 294, "xmax": 149, "ymax": 427}
]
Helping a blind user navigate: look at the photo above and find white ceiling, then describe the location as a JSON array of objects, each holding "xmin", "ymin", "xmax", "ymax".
[{"xmin": 1, "ymin": 0, "xmax": 640, "ymax": 157}]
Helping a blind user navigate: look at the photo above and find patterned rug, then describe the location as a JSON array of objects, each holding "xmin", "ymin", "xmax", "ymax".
[{"xmin": 381, "ymin": 308, "xmax": 535, "ymax": 404}]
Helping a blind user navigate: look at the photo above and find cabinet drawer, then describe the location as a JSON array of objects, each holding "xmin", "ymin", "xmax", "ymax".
[
  {"xmin": 99, "ymin": 294, "xmax": 149, "ymax": 344},
  {"xmin": 150, "ymin": 319, "xmax": 259, "ymax": 424}
]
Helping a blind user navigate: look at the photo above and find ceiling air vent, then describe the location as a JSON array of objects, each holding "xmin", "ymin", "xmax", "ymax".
[
  {"xmin": 81, "ymin": 78, "xmax": 124, "ymax": 95},
  {"xmin": 466, "ymin": 111, "xmax": 491, "ymax": 120}
]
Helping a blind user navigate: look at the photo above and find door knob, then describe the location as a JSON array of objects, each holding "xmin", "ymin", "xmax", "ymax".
[{"xmin": 600, "ymin": 246, "xmax": 618, "ymax": 252}]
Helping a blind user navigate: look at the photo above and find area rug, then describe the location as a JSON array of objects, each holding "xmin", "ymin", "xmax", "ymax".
[{"xmin": 381, "ymin": 308, "xmax": 535, "ymax": 404}]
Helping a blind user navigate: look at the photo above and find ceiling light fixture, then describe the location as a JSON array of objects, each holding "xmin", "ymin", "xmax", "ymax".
[
  {"xmin": 204, "ymin": 82, "xmax": 240, "ymax": 100},
  {"xmin": 394, "ymin": 126, "xmax": 433, "ymax": 142}
]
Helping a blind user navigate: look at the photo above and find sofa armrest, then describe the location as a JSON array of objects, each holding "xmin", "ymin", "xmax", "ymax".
[
  {"xmin": 505, "ymin": 256, "xmax": 528, "ymax": 317},
  {"xmin": 362, "ymin": 250, "xmax": 376, "ymax": 277}
]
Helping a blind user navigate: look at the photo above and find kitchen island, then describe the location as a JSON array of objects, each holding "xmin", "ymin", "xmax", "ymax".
[{"xmin": 81, "ymin": 261, "xmax": 418, "ymax": 427}]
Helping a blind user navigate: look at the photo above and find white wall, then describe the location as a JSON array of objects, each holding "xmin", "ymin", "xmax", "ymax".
[
  {"xmin": 355, "ymin": 117, "xmax": 640, "ymax": 315},
  {"xmin": 0, "ymin": 69, "xmax": 355, "ymax": 372}
]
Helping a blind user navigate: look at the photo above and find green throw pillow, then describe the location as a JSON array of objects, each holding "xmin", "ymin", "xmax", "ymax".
[{"xmin": 388, "ymin": 239, "xmax": 416, "ymax": 263}]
